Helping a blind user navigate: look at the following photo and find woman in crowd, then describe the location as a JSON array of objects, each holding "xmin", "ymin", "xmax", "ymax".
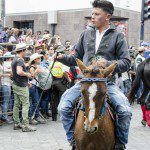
[
  {"xmin": 39, "ymin": 50, "xmax": 51, "ymax": 119},
  {"xmin": 28, "ymin": 53, "xmax": 46, "ymax": 125}
]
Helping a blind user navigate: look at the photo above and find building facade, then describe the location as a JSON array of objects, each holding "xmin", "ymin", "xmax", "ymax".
[{"xmin": 6, "ymin": 7, "xmax": 141, "ymax": 47}]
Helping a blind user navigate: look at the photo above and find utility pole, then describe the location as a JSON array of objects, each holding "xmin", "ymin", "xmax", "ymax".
[
  {"xmin": 140, "ymin": 0, "xmax": 145, "ymax": 42},
  {"xmin": 0, "ymin": 0, "xmax": 5, "ymax": 27}
]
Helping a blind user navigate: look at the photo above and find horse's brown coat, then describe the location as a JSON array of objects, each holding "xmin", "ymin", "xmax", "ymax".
[{"xmin": 75, "ymin": 59, "xmax": 116, "ymax": 150}]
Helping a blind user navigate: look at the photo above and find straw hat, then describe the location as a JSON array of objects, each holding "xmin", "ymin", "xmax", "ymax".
[
  {"xmin": 15, "ymin": 43, "xmax": 27, "ymax": 52},
  {"xmin": 34, "ymin": 42, "xmax": 42, "ymax": 49},
  {"xmin": 28, "ymin": 53, "xmax": 43, "ymax": 64},
  {"xmin": 138, "ymin": 46, "xmax": 145, "ymax": 52},
  {"xmin": 42, "ymin": 34, "xmax": 50, "ymax": 41},
  {"xmin": 3, "ymin": 52, "xmax": 15, "ymax": 58}
]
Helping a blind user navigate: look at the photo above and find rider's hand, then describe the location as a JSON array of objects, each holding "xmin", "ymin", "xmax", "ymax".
[
  {"xmin": 52, "ymin": 52, "xmax": 64, "ymax": 60},
  {"xmin": 96, "ymin": 58, "xmax": 108, "ymax": 68}
]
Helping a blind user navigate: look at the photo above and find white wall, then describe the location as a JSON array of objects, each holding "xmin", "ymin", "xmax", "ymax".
[{"xmin": 6, "ymin": 0, "xmax": 142, "ymax": 14}]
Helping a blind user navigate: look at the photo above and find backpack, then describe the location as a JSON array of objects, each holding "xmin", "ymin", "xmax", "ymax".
[{"xmin": 36, "ymin": 67, "xmax": 52, "ymax": 90}]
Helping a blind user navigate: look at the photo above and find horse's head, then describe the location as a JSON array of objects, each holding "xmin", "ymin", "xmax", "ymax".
[{"xmin": 76, "ymin": 58, "xmax": 116, "ymax": 133}]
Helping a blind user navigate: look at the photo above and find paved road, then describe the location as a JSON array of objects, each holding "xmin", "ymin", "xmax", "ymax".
[{"xmin": 0, "ymin": 104, "xmax": 150, "ymax": 150}]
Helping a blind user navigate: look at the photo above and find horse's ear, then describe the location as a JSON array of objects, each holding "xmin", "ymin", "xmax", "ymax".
[
  {"xmin": 76, "ymin": 58, "xmax": 87, "ymax": 73},
  {"xmin": 101, "ymin": 62, "xmax": 117, "ymax": 78}
]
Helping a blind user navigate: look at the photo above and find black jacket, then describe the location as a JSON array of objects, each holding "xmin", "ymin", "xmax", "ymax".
[{"xmin": 59, "ymin": 23, "xmax": 131, "ymax": 78}]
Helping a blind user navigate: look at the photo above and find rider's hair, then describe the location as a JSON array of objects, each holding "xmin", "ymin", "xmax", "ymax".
[{"xmin": 92, "ymin": 0, "xmax": 114, "ymax": 15}]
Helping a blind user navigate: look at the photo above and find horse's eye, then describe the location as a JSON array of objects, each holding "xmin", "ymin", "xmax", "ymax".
[
  {"xmin": 81, "ymin": 89, "xmax": 88, "ymax": 95},
  {"xmin": 81, "ymin": 90, "xmax": 85, "ymax": 94}
]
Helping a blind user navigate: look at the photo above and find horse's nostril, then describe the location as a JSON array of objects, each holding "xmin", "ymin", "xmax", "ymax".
[{"xmin": 94, "ymin": 126, "xmax": 98, "ymax": 131}]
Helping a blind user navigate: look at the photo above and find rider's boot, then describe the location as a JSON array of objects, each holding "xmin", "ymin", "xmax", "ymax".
[
  {"xmin": 114, "ymin": 139, "xmax": 126, "ymax": 150},
  {"xmin": 72, "ymin": 144, "xmax": 76, "ymax": 150}
]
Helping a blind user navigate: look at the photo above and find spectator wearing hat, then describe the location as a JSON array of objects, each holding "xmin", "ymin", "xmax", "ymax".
[
  {"xmin": 28, "ymin": 53, "xmax": 46, "ymax": 124},
  {"xmin": 39, "ymin": 50, "xmax": 51, "ymax": 119},
  {"xmin": 42, "ymin": 34, "xmax": 51, "ymax": 50},
  {"xmin": 135, "ymin": 46, "xmax": 145, "ymax": 70},
  {"xmin": 11, "ymin": 43, "xmax": 36, "ymax": 132},
  {"xmin": 0, "ymin": 52, "xmax": 14, "ymax": 124},
  {"xmin": 34, "ymin": 42, "xmax": 43, "ymax": 54}
]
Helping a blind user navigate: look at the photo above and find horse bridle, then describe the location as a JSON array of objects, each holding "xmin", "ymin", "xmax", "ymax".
[
  {"xmin": 80, "ymin": 77, "xmax": 107, "ymax": 120},
  {"xmin": 80, "ymin": 78, "xmax": 107, "ymax": 83}
]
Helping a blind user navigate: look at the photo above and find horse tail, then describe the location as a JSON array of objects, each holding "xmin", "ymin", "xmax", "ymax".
[{"xmin": 128, "ymin": 61, "xmax": 145, "ymax": 104}]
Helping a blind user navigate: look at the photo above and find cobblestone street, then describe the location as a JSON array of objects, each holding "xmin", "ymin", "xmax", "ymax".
[{"xmin": 0, "ymin": 104, "xmax": 150, "ymax": 150}]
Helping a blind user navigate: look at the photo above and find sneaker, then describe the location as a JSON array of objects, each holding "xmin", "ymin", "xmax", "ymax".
[
  {"xmin": 141, "ymin": 120, "xmax": 147, "ymax": 126},
  {"xmin": 14, "ymin": 123, "xmax": 22, "ymax": 130},
  {"xmin": 0, "ymin": 120, "xmax": 3, "ymax": 126},
  {"xmin": 22, "ymin": 125, "xmax": 36, "ymax": 132},
  {"xmin": 35, "ymin": 116, "xmax": 46, "ymax": 124},
  {"xmin": 29, "ymin": 119, "xmax": 39, "ymax": 125},
  {"xmin": 1, "ymin": 118, "xmax": 13, "ymax": 124},
  {"xmin": 42, "ymin": 113, "xmax": 49, "ymax": 119},
  {"xmin": 46, "ymin": 112, "xmax": 52, "ymax": 117},
  {"xmin": 72, "ymin": 144, "xmax": 76, "ymax": 150},
  {"xmin": 115, "ymin": 142, "xmax": 126, "ymax": 150},
  {"xmin": 52, "ymin": 114, "xmax": 57, "ymax": 121},
  {"xmin": 70, "ymin": 140, "xmax": 76, "ymax": 150},
  {"xmin": 41, "ymin": 110, "xmax": 50, "ymax": 119}
]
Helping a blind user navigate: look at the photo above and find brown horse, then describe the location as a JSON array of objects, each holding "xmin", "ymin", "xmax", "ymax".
[{"xmin": 74, "ymin": 59, "xmax": 116, "ymax": 150}]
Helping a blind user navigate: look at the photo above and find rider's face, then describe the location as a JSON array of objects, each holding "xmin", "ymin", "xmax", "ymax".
[{"xmin": 91, "ymin": 8, "xmax": 111, "ymax": 29}]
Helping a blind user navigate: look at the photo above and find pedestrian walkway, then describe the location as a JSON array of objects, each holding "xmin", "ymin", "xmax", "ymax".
[{"xmin": 0, "ymin": 104, "xmax": 150, "ymax": 150}]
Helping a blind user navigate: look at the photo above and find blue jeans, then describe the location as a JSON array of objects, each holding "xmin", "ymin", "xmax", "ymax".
[
  {"xmin": 38, "ymin": 89, "xmax": 51, "ymax": 113},
  {"xmin": 29, "ymin": 84, "xmax": 40, "ymax": 118},
  {"xmin": 136, "ymin": 80, "xmax": 143, "ymax": 100},
  {"xmin": 1, "ymin": 85, "xmax": 12, "ymax": 120},
  {"xmin": 123, "ymin": 79, "xmax": 131, "ymax": 96},
  {"xmin": 58, "ymin": 82, "xmax": 132, "ymax": 145}
]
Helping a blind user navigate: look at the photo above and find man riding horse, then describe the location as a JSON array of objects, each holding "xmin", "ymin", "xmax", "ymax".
[{"xmin": 57, "ymin": 0, "xmax": 132, "ymax": 149}]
